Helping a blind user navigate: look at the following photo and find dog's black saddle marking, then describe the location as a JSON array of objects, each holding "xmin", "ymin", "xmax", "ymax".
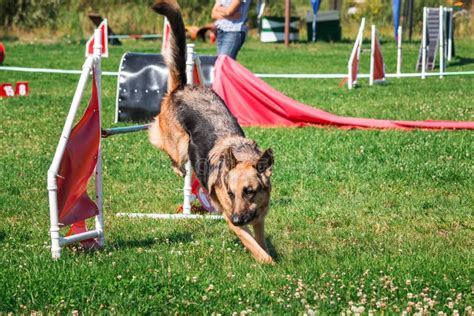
[{"xmin": 116, "ymin": 53, "xmax": 217, "ymax": 123}]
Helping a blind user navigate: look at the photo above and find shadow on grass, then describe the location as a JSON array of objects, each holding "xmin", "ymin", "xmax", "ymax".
[
  {"xmin": 266, "ymin": 235, "xmax": 281, "ymax": 263},
  {"xmin": 448, "ymin": 56, "xmax": 474, "ymax": 67},
  {"xmin": 110, "ymin": 231, "xmax": 194, "ymax": 250},
  {"xmin": 0, "ymin": 231, "xmax": 5, "ymax": 243}
]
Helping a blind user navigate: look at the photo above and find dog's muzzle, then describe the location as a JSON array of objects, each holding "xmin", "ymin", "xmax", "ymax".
[{"xmin": 231, "ymin": 210, "xmax": 257, "ymax": 226}]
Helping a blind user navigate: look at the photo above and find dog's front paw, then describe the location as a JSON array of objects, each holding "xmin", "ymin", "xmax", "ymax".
[{"xmin": 257, "ymin": 253, "xmax": 275, "ymax": 265}]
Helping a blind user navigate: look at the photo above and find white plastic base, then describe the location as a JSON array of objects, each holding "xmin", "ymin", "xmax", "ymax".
[{"xmin": 116, "ymin": 213, "xmax": 224, "ymax": 220}]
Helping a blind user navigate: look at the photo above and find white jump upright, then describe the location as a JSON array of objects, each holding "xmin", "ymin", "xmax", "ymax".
[
  {"xmin": 93, "ymin": 29, "xmax": 105, "ymax": 247},
  {"xmin": 397, "ymin": 26, "xmax": 402, "ymax": 78},
  {"xmin": 347, "ymin": 17, "xmax": 365, "ymax": 90},
  {"xmin": 47, "ymin": 28, "xmax": 104, "ymax": 259},
  {"xmin": 182, "ymin": 43, "xmax": 196, "ymax": 216},
  {"xmin": 369, "ymin": 24, "xmax": 376, "ymax": 86},
  {"xmin": 447, "ymin": 7, "xmax": 453, "ymax": 62},
  {"xmin": 439, "ymin": 6, "xmax": 445, "ymax": 79},
  {"xmin": 421, "ymin": 7, "xmax": 428, "ymax": 79}
]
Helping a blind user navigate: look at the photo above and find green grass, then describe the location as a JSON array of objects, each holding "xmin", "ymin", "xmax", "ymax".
[{"xmin": 0, "ymin": 38, "xmax": 473, "ymax": 314}]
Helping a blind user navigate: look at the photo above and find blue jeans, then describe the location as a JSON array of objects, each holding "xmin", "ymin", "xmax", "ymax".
[{"xmin": 216, "ymin": 30, "xmax": 247, "ymax": 60}]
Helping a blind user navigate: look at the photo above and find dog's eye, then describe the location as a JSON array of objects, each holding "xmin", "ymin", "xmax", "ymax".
[
  {"xmin": 227, "ymin": 191, "xmax": 235, "ymax": 199},
  {"xmin": 243, "ymin": 187, "xmax": 256, "ymax": 198}
]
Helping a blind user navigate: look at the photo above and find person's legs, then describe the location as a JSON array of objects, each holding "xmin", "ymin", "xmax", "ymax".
[
  {"xmin": 229, "ymin": 31, "xmax": 246, "ymax": 59},
  {"xmin": 216, "ymin": 30, "xmax": 246, "ymax": 60}
]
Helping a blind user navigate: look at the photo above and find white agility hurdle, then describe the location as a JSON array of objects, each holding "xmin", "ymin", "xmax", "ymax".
[
  {"xmin": 47, "ymin": 28, "xmax": 105, "ymax": 259},
  {"xmin": 48, "ymin": 30, "xmax": 222, "ymax": 258}
]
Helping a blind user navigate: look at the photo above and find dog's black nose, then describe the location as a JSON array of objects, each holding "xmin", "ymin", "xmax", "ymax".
[
  {"xmin": 231, "ymin": 211, "xmax": 256, "ymax": 226},
  {"xmin": 231, "ymin": 214, "xmax": 245, "ymax": 226}
]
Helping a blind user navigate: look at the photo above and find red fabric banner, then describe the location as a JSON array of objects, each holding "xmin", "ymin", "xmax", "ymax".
[
  {"xmin": 57, "ymin": 74, "xmax": 101, "ymax": 226},
  {"xmin": 212, "ymin": 56, "xmax": 474, "ymax": 130},
  {"xmin": 373, "ymin": 35, "xmax": 385, "ymax": 82},
  {"xmin": 351, "ymin": 41, "xmax": 360, "ymax": 85}
]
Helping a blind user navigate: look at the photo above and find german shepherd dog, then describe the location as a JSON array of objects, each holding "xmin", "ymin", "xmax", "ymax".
[{"xmin": 148, "ymin": 0, "xmax": 274, "ymax": 264}]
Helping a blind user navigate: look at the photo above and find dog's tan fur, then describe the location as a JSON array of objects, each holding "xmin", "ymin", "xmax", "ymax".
[{"xmin": 149, "ymin": 0, "xmax": 274, "ymax": 264}]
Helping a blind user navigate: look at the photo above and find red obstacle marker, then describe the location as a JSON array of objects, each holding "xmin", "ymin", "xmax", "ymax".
[
  {"xmin": 15, "ymin": 82, "xmax": 29, "ymax": 96},
  {"xmin": 85, "ymin": 20, "xmax": 109, "ymax": 58},
  {"xmin": 370, "ymin": 25, "xmax": 386, "ymax": 85},
  {"xmin": 0, "ymin": 83, "xmax": 14, "ymax": 97},
  {"xmin": 0, "ymin": 42, "xmax": 5, "ymax": 64}
]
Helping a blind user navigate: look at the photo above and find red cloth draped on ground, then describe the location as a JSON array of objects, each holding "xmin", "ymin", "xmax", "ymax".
[
  {"xmin": 212, "ymin": 56, "xmax": 474, "ymax": 130},
  {"xmin": 57, "ymin": 74, "xmax": 100, "ymax": 227}
]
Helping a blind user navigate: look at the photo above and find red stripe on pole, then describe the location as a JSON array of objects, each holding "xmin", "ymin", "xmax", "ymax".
[{"xmin": 85, "ymin": 20, "xmax": 109, "ymax": 57}]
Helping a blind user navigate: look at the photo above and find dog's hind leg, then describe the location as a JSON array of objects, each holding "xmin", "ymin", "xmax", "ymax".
[{"xmin": 149, "ymin": 114, "xmax": 189, "ymax": 177}]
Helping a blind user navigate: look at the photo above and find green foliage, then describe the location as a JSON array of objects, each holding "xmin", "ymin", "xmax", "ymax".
[
  {"xmin": 0, "ymin": 0, "xmax": 61, "ymax": 29},
  {"xmin": 0, "ymin": 0, "xmax": 472, "ymax": 40}
]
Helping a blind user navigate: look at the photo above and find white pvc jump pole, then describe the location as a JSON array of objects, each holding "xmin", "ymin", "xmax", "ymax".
[
  {"xmin": 47, "ymin": 28, "xmax": 103, "ymax": 259},
  {"xmin": 183, "ymin": 43, "xmax": 195, "ymax": 216},
  {"xmin": 421, "ymin": 7, "xmax": 427, "ymax": 80},
  {"xmin": 369, "ymin": 24, "xmax": 375, "ymax": 86},
  {"xmin": 439, "ymin": 6, "xmax": 445, "ymax": 79},
  {"xmin": 347, "ymin": 17, "xmax": 365, "ymax": 90},
  {"xmin": 397, "ymin": 26, "xmax": 402, "ymax": 78},
  {"xmin": 93, "ymin": 29, "xmax": 105, "ymax": 247},
  {"xmin": 447, "ymin": 8, "xmax": 453, "ymax": 62}
]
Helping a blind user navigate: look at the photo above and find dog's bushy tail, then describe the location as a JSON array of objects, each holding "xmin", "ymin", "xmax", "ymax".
[{"xmin": 152, "ymin": 0, "xmax": 187, "ymax": 91}]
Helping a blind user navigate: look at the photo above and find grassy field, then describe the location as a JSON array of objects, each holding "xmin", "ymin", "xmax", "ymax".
[{"xmin": 0, "ymin": 38, "xmax": 473, "ymax": 314}]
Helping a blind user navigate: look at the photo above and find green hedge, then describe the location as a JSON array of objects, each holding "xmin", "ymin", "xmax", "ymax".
[{"xmin": 0, "ymin": 0, "xmax": 472, "ymax": 40}]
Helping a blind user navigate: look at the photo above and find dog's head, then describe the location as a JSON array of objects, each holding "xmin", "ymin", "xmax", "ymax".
[{"xmin": 211, "ymin": 147, "xmax": 273, "ymax": 226}]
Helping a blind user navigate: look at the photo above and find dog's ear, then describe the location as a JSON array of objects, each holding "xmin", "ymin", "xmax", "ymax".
[
  {"xmin": 256, "ymin": 148, "xmax": 273, "ymax": 177},
  {"xmin": 207, "ymin": 148, "xmax": 235, "ymax": 196},
  {"xmin": 223, "ymin": 147, "xmax": 237, "ymax": 171}
]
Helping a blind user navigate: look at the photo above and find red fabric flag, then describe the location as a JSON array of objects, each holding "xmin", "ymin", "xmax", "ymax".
[
  {"xmin": 373, "ymin": 35, "xmax": 386, "ymax": 82},
  {"xmin": 351, "ymin": 40, "xmax": 360, "ymax": 85},
  {"xmin": 57, "ymin": 74, "xmax": 101, "ymax": 226}
]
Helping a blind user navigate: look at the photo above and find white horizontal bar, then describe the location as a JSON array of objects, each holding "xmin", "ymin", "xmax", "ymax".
[
  {"xmin": 109, "ymin": 34, "xmax": 162, "ymax": 39},
  {"xmin": 0, "ymin": 66, "xmax": 118, "ymax": 76},
  {"xmin": 255, "ymin": 73, "xmax": 348, "ymax": 78},
  {"xmin": 59, "ymin": 229, "xmax": 102, "ymax": 246},
  {"xmin": 116, "ymin": 213, "xmax": 224, "ymax": 220},
  {"xmin": 1, "ymin": 65, "xmax": 474, "ymax": 79}
]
